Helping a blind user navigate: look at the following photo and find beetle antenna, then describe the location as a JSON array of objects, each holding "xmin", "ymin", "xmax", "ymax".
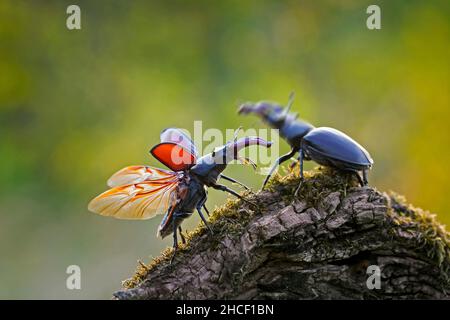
[
  {"xmin": 233, "ymin": 126, "xmax": 243, "ymax": 142},
  {"xmin": 280, "ymin": 91, "xmax": 295, "ymax": 120},
  {"xmin": 285, "ymin": 91, "xmax": 295, "ymax": 113}
]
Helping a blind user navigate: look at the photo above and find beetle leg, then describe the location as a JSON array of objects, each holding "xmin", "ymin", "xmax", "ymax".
[
  {"xmin": 353, "ymin": 171, "xmax": 365, "ymax": 186},
  {"xmin": 290, "ymin": 149, "xmax": 309, "ymax": 170},
  {"xmin": 299, "ymin": 149, "xmax": 304, "ymax": 179},
  {"xmin": 294, "ymin": 149, "xmax": 305, "ymax": 197},
  {"xmin": 170, "ymin": 216, "xmax": 180, "ymax": 264},
  {"xmin": 178, "ymin": 226, "xmax": 186, "ymax": 245},
  {"xmin": 362, "ymin": 169, "xmax": 368, "ymax": 186},
  {"xmin": 197, "ymin": 193, "xmax": 213, "ymax": 234},
  {"xmin": 197, "ymin": 205, "xmax": 213, "ymax": 235},
  {"xmin": 203, "ymin": 204, "xmax": 210, "ymax": 216},
  {"xmin": 212, "ymin": 183, "xmax": 257, "ymax": 208},
  {"xmin": 220, "ymin": 174, "xmax": 250, "ymax": 190},
  {"xmin": 262, "ymin": 147, "xmax": 299, "ymax": 189}
]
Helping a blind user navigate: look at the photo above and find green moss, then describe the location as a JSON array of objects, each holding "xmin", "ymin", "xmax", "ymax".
[
  {"xmin": 267, "ymin": 165, "xmax": 360, "ymax": 206},
  {"xmin": 388, "ymin": 191, "xmax": 450, "ymax": 278}
]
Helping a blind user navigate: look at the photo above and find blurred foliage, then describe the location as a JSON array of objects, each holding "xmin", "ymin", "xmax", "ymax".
[{"xmin": 0, "ymin": 0, "xmax": 448, "ymax": 298}]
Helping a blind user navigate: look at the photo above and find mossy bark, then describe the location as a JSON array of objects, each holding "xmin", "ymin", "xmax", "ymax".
[{"xmin": 113, "ymin": 168, "xmax": 450, "ymax": 300}]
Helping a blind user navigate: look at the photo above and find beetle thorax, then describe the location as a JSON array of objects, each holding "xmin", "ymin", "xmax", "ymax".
[{"xmin": 279, "ymin": 119, "xmax": 315, "ymax": 145}]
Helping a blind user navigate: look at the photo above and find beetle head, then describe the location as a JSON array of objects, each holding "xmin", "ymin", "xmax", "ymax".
[{"xmin": 238, "ymin": 93, "xmax": 296, "ymax": 128}]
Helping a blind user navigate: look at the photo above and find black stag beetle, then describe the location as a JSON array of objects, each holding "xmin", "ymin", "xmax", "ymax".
[
  {"xmin": 88, "ymin": 128, "xmax": 272, "ymax": 262},
  {"xmin": 238, "ymin": 93, "xmax": 373, "ymax": 195}
]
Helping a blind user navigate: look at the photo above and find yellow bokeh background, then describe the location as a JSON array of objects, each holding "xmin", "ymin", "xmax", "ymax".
[{"xmin": 0, "ymin": 0, "xmax": 448, "ymax": 298}]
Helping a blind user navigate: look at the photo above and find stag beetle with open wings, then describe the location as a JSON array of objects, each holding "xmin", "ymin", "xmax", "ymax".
[{"xmin": 88, "ymin": 128, "xmax": 272, "ymax": 262}]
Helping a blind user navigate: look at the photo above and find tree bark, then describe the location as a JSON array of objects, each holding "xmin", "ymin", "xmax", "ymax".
[{"xmin": 113, "ymin": 169, "xmax": 450, "ymax": 300}]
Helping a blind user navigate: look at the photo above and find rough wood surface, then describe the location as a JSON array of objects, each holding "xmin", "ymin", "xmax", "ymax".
[{"xmin": 113, "ymin": 168, "xmax": 450, "ymax": 300}]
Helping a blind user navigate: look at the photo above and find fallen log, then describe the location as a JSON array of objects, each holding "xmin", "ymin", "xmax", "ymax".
[{"xmin": 113, "ymin": 167, "xmax": 450, "ymax": 300}]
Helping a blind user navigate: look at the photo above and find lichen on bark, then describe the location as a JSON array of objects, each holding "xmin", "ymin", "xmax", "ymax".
[{"xmin": 114, "ymin": 167, "xmax": 450, "ymax": 300}]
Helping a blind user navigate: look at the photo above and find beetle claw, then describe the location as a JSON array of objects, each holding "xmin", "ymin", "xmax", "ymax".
[
  {"xmin": 170, "ymin": 246, "xmax": 178, "ymax": 265},
  {"xmin": 293, "ymin": 179, "xmax": 304, "ymax": 198}
]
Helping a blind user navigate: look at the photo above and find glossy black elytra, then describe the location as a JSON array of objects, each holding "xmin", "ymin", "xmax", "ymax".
[{"xmin": 238, "ymin": 94, "xmax": 374, "ymax": 194}]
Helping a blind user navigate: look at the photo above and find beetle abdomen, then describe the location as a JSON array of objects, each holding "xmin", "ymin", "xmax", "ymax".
[{"xmin": 302, "ymin": 127, "xmax": 373, "ymax": 167}]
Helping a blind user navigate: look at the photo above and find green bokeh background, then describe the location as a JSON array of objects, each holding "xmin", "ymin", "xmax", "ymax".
[{"xmin": 0, "ymin": 0, "xmax": 448, "ymax": 298}]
